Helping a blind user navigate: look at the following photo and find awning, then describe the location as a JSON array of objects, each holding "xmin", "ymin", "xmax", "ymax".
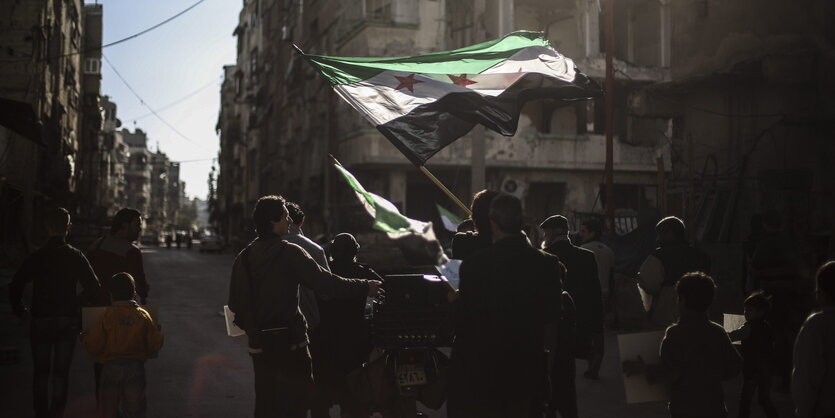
[{"xmin": 0, "ymin": 97, "xmax": 43, "ymax": 145}]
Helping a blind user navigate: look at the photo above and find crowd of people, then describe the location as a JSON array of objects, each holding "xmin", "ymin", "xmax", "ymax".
[{"xmin": 6, "ymin": 191, "xmax": 835, "ymax": 418}]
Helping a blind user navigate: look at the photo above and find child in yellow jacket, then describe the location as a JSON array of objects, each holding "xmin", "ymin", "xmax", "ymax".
[{"xmin": 83, "ymin": 272, "xmax": 163, "ymax": 418}]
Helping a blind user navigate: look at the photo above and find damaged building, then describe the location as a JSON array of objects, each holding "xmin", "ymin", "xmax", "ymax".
[{"xmin": 216, "ymin": 0, "xmax": 834, "ymax": 273}]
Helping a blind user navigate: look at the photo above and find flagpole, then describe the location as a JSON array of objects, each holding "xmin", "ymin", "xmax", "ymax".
[
  {"xmin": 330, "ymin": 154, "xmax": 472, "ymax": 219},
  {"xmin": 604, "ymin": 0, "xmax": 616, "ymax": 233},
  {"xmin": 419, "ymin": 165, "xmax": 472, "ymax": 217}
]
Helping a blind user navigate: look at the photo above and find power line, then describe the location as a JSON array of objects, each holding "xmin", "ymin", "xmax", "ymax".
[
  {"xmin": 123, "ymin": 78, "xmax": 218, "ymax": 122},
  {"xmin": 100, "ymin": 0, "xmax": 208, "ymax": 50},
  {"xmin": 103, "ymin": 54, "xmax": 198, "ymax": 145},
  {"xmin": 172, "ymin": 158, "xmax": 217, "ymax": 164},
  {"xmin": 0, "ymin": 0, "xmax": 209, "ymax": 63}
]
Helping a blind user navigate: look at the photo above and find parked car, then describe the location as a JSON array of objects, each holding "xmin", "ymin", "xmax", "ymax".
[
  {"xmin": 140, "ymin": 232, "xmax": 160, "ymax": 246},
  {"xmin": 199, "ymin": 235, "xmax": 224, "ymax": 253}
]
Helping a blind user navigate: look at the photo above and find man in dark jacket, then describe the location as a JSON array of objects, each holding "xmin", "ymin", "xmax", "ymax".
[
  {"xmin": 9, "ymin": 207, "xmax": 101, "ymax": 418},
  {"xmin": 312, "ymin": 233, "xmax": 382, "ymax": 417},
  {"xmin": 227, "ymin": 195, "xmax": 382, "ymax": 418},
  {"xmin": 451, "ymin": 189, "xmax": 497, "ymax": 260},
  {"xmin": 449, "ymin": 193, "xmax": 563, "ymax": 418},
  {"xmin": 637, "ymin": 216, "xmax": 711, "ymax": 329},
  {"xmin": 540, "ymin": 214, "xmax": 604, "ymax": 380}
]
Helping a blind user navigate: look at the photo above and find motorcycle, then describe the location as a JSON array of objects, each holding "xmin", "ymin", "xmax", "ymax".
[{"xmin": 350, "ymin": 272, "xmax": 454, "ymax": 418}]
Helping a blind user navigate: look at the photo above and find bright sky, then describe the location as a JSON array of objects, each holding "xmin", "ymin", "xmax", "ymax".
[{"xmin": 89, "ymin": 0, "xmax": 239, "ymax": 200}]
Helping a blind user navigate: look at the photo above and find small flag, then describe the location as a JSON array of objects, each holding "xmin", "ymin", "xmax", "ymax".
[
  {"xmin": 332, "ymin": 160, "xmax": 448, "ymax": 265},
  {"xmin": 301, "ymin": 31, "xmax": 599, "ymax": 165},
  {"xmin": 333, "ymin": 163, "xmax": 424, "ymax": 237},
  {"xmin": 436, "ymin": 204, "xmax": 463, "ymax": 232}
]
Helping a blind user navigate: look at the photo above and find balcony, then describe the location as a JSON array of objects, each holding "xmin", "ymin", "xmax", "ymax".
[
  {"xmin": 337, "ymin": 128, "xmax": 668, "ymax": 173},
  {"xmin": 337, "ymin": 0, "xmax": 420, "ymax": 45}
]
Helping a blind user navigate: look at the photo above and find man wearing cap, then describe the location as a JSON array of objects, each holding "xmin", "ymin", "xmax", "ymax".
[{"xmin": 540, "ymin": 214, "xmax": 604, "ymax": 380}]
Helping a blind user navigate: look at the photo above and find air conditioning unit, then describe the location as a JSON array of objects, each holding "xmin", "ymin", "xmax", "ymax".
[{"xmin": 500, "ymin": 176, "xmax": 527, "ymax": 199}]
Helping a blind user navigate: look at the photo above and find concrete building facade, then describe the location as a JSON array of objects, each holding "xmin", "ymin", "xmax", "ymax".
[
  {"xmin": 1, "ymin": 0, "xmax": 86, "ymax": 263},
  {"xmin": 216, "ymin": 0, "xmax": 668, "ymax": 248},
  {"xmin": 216, "ymin": 0, "xmax": 834, "ymax": 274},
  {"xmin": 76, "ymin": 3, "xmax": 105, "ymax": 221},
  {"xmin": 149, "ymin": 150, "xmax": 170, "ymax": 232},
  {"xmin": 99, "ymin": 95, "xmax": 129, "ymax": 216},
  {"xmin": 122, "ymin": 128, "xmax": 152, "ymax": 218}
]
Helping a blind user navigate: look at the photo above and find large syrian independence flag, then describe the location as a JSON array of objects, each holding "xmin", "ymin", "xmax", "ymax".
[{"xmin": 301, "ymin": 31, "xmax": 600, "ymax": 165}]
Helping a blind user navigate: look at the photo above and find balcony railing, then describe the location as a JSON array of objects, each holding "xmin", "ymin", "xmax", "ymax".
[{"xmin": 338, "ymin": 0, "xmax": 419, "ymax": 43}]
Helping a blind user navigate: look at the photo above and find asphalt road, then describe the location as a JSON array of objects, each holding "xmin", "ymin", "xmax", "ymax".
[{"xmin": 1, "ymin": 245, "xmax": 796, "ymax": 417}]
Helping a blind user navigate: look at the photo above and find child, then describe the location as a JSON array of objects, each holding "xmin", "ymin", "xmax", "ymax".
[
  {"xmin": 83, "ymin": 272, "xmax": 164, "ymax": 418},
  {"xmin": 728, "ymin": 291, "xmax": 778, "ymax": 418},
  {"xmin": 623, "ymin": 271, "xmax": 741, "ymax": 418}
]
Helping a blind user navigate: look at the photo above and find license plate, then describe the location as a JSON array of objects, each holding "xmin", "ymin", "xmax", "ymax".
[{"xmin": 396, "ymin": 364, "xmax": 427, "ymax": 387}]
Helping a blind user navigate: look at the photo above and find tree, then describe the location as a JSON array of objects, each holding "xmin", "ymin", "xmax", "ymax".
[
  {"xmin": 175, "ymin": 199, "xmax": 198, "ymax": 229},
  {"xmin": 207, "ymin": 163, "xmax": 218, "ymax": 228}
]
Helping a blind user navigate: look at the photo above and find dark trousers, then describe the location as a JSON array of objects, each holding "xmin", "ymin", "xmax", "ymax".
[
  {"xmin": 586, "ymin": 332, "xmax": 604, "ymax": 377},
  {"xmin": 738, "ymin": 373, "xmax": 778, "ymax": 418},
  {"xmin": 547, "ymin": 354, "xmax": 577, "ymax": 418},
  {"xmin": 251, "ymin": 347, "xmax": 314, "ymax": 418},
  {"xmin": 31, "ymin": 336, "xmax": 76, "ymax": 418},
  {"xmin": 97, "ymin": 359, "xmax": 147, "ymax": 418}
]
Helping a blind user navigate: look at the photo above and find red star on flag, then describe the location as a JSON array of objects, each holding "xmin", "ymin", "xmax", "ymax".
[
  {"xmin": 448, "ymin": 73, "xmax": 477, "ymax": 87},
  {"xmin": 394, "ymin": 73, "xmax": 423, "ymax": 92}
]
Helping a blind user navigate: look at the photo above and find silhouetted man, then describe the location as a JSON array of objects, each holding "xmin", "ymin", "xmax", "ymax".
[
  {"xmin": 314, "ymin": 233, "xmax": 383, "ymax": 417},
  {"xmin": 282, "ymin": 202, "xmax": 328, "ymax": 330},
  {"xmin": 451, "ymin": 189, "xmax": 498, "ymax": 260},
  {"xmin": 637, "ymin": 216, "xmax": 710, "ymax": 329},
  {"xmin": 541, "ymin": 214, "xmax": 604, "ymax": 379},
  {"xmin": 227, "ymin": 195, "xmax": 382, "ymax": 418},
  {"xmin": 579, "ymin": 218, "xmax": 614, "ymax": 313},
  {"xmin": 449, "ymin": 193, "xmax": 562, "ymax": 418},
  {"xmin": 792, "ymin": 260, "xmax": 835, "ymax": 418},
  {"xmin": 9, "ymin": 207, "xmax": 100, "ymax": 418},
  {"xmin": 87, "ymin": 208, "xmax": 150, "ymax": 397}
]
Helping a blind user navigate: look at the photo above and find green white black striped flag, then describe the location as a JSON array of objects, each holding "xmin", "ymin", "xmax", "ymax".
[
  {"xmin": 333, "ymin": 161, "xmax": 429, "ymax": 237},
  {"xmin": 332, "ymin": 160, "xmax": 448, "ymax": 265},
  {"xmin": 436, "ymin": 204, "xmax": 463, "ymax": 232},
  {"xmin": 301, "ymin": 31, "xmax": 599, "ymax": 165}
]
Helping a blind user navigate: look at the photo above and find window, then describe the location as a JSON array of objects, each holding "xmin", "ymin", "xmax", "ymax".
[
  {"xmin": 84, "ymin": 58, "xmax": 100, "ymax": 74},
  {"xmin": 64, "ymin": 65, "xmax": 76, "ymax": 87},
  {"xmin": 250, "ymin": 49, "xmax": 259, "ymax": 84}
]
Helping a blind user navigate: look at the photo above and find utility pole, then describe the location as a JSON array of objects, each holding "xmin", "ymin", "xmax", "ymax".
[
  {"xmin": 470, "ymin": 1, "xmax": 488, "ymax": 196},
  {"xmin": 604, "ymin": 0, "xmax": 615, "ymax": 232}
]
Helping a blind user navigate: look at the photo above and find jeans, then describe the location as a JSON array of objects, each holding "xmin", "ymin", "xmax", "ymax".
[
  {"xmin": 30, "ymin": 317, "xmax": 78, "ymax": 418},
  {"xmin": 251, "ymin": 347, "xmax": 314, "ymax": 418},
  {"xmin": 98, "ymin": 359, "xmax": 147, "ymax": 418}
]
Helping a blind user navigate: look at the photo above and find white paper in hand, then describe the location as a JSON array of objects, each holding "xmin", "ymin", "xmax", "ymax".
[
  {"xmin": 438, "ymin": 259, "xmax": 462, "ymax": 290},
  {"xmin": 723, "ymin": 313, "xmax": 746, "ymax": 333},
  {"xmin": 224, "ymin": 305, "xmax": 245, "ymax": 337},
  {"xmin": 618, "ymin": 330, "xmax": 670, "ymax": 404}
]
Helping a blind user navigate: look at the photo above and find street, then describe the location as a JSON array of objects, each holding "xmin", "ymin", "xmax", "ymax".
[{"xmin": 2, "ymin": 246, "xmax": 795, "ymax": 417}]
